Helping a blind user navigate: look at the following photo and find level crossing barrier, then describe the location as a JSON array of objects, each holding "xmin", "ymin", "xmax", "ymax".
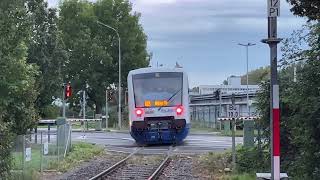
[{"xmin": 66, "ymin": 118, "xmax": 103, "ymax": 139}]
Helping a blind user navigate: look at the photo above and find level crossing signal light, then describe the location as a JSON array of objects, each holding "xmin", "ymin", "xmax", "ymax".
[{"xmin": 65, "ymin": 83, "xmax": 72, "ymax": 99}]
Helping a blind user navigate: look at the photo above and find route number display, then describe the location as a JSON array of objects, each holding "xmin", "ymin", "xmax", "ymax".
[
  {"xmin": 227, "ymin": 105, "xmax": 240, "ymax": 118},
  {"xmin": 268, "ymin": 0, "xmax": 280, "ymax": 17}
]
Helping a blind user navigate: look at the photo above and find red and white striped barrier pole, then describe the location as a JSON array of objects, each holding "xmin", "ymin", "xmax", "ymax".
[{"xmin": 272, "ymin": 85, "xmax": 280, "ymax": 180}]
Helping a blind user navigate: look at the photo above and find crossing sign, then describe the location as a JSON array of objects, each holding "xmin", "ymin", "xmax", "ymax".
[{"xmin": 227, "ymin": 105, "xmax": 240, "ymax": 118}]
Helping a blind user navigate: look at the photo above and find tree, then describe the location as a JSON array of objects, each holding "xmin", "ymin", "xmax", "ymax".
[
  {"xmin": 286, "ymin": 0, "xmax": 320, "ymax": 20},
  {"xmin": 0, "ymin": 123, "xmax": 12, "ymax": 178},
  {"xmin": 0, "ymin": 0, "xmax": 38, "ymax": 176},
  {"xmin": 26, "ymin": 0, "xmax": 68, "ymax": 118},
  {"xmin": 241, "ymin": 66, "xmax": 270, "ymax": 85},
  {"xmin": 222, "ymin": 80, "xmax": 228, "ymax": 85},
  {"xmin": 255, "ymin": 23, "xmax": 320, "ymax": 179},
  {"xmin": 0, "ymin": 0, "xmax": 38, "ymax": 134},
  {"xmin": 59, "ymin": 0, "xmax": 149, "ymax": 115}
]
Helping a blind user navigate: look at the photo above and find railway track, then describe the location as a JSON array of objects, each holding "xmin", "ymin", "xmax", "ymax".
[{"xmin": 89, "ymin": 146, "xmax": 174, "ymax": 180}]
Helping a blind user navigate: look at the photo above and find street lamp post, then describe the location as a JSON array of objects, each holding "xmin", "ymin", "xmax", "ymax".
[
  {"xmin": 238, "ymin": 43, "xmax": 256, "ymax": 117},
  {"xmin": 97, "ymin": 21, "xmax": 122, "ymax": 129}
]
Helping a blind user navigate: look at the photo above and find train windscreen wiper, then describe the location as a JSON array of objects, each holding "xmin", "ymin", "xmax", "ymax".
[{"xmin": 158, "ymin": 88, "xmax": 182, "ymax": 111}]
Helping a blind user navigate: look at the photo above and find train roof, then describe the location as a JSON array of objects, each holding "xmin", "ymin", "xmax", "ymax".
[{"xmin": 128, "ymin": 67, "xmax": 186, "ymax": 76}]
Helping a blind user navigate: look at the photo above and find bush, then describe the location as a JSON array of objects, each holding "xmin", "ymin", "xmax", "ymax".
[
  {"xmin": 0, "ymin": 123, "xmax": 13, "ymax": 178},
  {"xmin": 236, "ymin": 146, "xmax": 270, "ymax": 173},
  {"xmin": 41, "ymin": 105, "xmax": 60, "ymax": 119}
]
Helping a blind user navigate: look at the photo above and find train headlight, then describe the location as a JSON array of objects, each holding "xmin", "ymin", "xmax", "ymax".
[
  {"xmin": 176, "ymin": 106, "xmax": 183, "ymax": 115},
  {"xmin": 135, "ymin": 109, "xmax": 143, "ymax": 117}
]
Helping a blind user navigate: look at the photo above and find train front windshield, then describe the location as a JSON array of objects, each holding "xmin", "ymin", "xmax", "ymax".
[{"xmin": 133, "ymin": 72, "xmax": 183, "ymax": 108}]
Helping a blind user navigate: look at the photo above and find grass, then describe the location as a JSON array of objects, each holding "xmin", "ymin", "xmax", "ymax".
[
  {"xmin": 220, "ymin": 130, "xmax": 244, "ymax": 137},
  {"xmin": 11, "ymin": 142, "xmax": 104, "ymax": 179},
  {"xmin": 190, "ymin": 122, "xmax": 220, "ymax": 133},
  {"xmin": 11, "ymin": 144, "xmax": 56, "ymax": 180},
  {"xmin": 196, "ymin": 151, "xmax": 256, "ymax": 180},
  {"xmin": 12, "ymin": 143, "xmax": 66, "ymax": 170},
  {"xmin": 190, "ymin": 126, "xmax": 220, "ymax": 133},
  {"xmin": 220, "ymin": 130, "xmax": 259, "ymax": 137},
  {"xmin": 48, "ymin": 142, "xmax": 104, "ymax": 172}
]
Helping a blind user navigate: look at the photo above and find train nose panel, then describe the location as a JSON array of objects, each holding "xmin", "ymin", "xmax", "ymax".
[{"xmin": 130, "ymin": 118, "xmax": 189, "ymax": 144}]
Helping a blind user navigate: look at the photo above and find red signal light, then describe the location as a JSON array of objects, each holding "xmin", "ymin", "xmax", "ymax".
[
  {"xmin": 176, "ymin": 106, "xmax": 183, "ymax": 115},
  {"xmin": 135, "ymin": 109, "xmax": 143, "ymax": 117},
  {"xmin": 65, "ymin": 83, "xmax": 72, "ymax": 99}
]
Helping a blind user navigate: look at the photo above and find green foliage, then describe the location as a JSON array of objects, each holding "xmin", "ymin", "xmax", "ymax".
[
  {"xmin": 236, "ymin": 146, "xmax": 269, "ymax": 173},
  {"xmin": 241, "ymin": 66, "xmax": 270, "ymax": 85},
  {"xmin": 58, "ymin": 0, "xmax": 149, "ymax": 114},
  {"xmin": 49, "ymin": 142, "xmax": 104, "ymax": 172},
  {"xmin": 200, "ymin": 151, "xmax": 232, "ymax": 174},
  {"xmin": 223, "ymin": 80, "xmax": 228, "ymax": 85},
  {"xmin": 10, "ymin": 169, "xmax": 40, "ymax": 180},
  {"xmin": 41, "ymin": 105, "xmax": 60, "ymax": 119},
  {"xmin": 199, "ymin": 150, "xmax": 257, "ymax": 180},
  {"xmin": 0, "ymin": 123, "xmax": 13, "ymax": 178},
  {"xmin": 26, "ymin": 0, "xmax": 68, "ymax": 118},
  {"xmin": 286, "ymin": 0, "xmax": 320, "ymax": 20},
  {"xmin": 0, "ymin": 0, "xmax": 43, "ymax": 175},
  {"xmin": 0, "ymin": 0, "xmax": 38, "ymax": 134},
  {"xmin": 254, "ymin": 23, "xmax": 320, "ymax": 179}
]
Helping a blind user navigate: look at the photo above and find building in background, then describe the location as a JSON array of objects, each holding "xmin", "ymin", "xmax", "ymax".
[
  {"xmin": 189, "ymin": 75, "xmax": 261, "ymax": 129},
  {"xmin": 198, "ymin": 76, "xmax": 260, "ymax": 95}
]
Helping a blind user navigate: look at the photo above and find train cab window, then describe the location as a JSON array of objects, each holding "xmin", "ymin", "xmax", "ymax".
[{"xmin": 132, "ymin": 72, "xmax": 183, "ymax": 108}]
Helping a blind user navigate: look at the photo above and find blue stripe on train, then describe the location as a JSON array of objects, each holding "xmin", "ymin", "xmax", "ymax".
[{"xmin": 130, "ymin": 124, "xmax": 190, "ymax": 144}]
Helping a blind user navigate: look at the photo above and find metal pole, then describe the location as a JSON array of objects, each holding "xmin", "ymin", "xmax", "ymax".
[
  {"xmin": 262, "ymin": 17, "xmax": 281, "ymax": 180},
  {"xmin": 48, "ymin": 124, "xmax": 50, "ymax": 143},
  {"xmin": 97, "ymin": 21, "xmax": 122, "ymax": 130},
  {"xmin": 246, "ymin": 46, "xmax": 249, "ymax": 117},
  {"xmin": 219, "ymin": 91, "xmax": 222, "ymax": 117},
  {"xmin": 22, "ymin": 135, "xmax": 25, "ymax": 179},
  {"xmin": 118, "ymin": 36, "xmax": 122, "ymax": 130},
  {"xmin": 40, "ymin": 132, "xmax": 43, "ymax": 172},
  {"xmin": 293, "ymin": 62, "xmax": 297, "ymax": 82},
  {"xmin": 232, "ymin": 117, "xmax": 236, "ymax": 169},
  {"xmin": 83, "ymin": 90, "xmax": 86, "ymax": 119},
  {"xmin": 238, "ymin": 43, "xmax": 256, "ymax": 117},
  {"xmin": 105, "ymin": 89, "xmax": 108, "ymax": 129},
  {"xmin": 62, "ymin": 84, "xmax": 66, "ymax": 118},
  {"xmin": 231, "ymin": 94, "xmax": 236, "ymax": 170},
  {"xmin": 64, "ymin": 124, "xmax": 71, "ymax": 157},
  {"xmin": 219, "ymin": 91, "xmax": 222, "ymax": 130},
  {"xmin": 83, "ymin": 90, "xmax": 87, "ymax": 136}
]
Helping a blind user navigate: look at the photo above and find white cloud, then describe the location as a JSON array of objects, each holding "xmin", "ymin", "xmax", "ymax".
[
  {"xmin": 133, "ymin": 0, "xmax": 305, "ymax": 37},
  {"xmin": 47, "ymin": 0, "xmax": 307, "ymax": 86}
]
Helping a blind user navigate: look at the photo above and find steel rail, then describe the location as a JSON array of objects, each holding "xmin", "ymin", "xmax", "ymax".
[
  {"xmin": 147, "ymin": 155, "xmax": 171, "ymax": 180},
  {"xmin": 89, "ymin": 148, "xmax": 140, "ymax": 180},
  {"xmin": 147, "ymin": 145, "xmax": 174, "ymax": 180}
]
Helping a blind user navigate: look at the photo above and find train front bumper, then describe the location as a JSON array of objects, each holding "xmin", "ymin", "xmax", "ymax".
[{"xmin": 130, "ymin": 119, "xmax": 190, "ymax": 144}]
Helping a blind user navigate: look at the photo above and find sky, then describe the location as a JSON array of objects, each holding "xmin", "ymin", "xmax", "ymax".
[{"xmin": 48, "ymin": 0, "xmax": 306, "ymax": 87}]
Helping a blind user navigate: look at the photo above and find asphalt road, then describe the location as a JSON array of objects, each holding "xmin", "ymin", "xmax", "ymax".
[{"xmin": 71, "ymin": 131, "xmax": 243, "ymax": 154}]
